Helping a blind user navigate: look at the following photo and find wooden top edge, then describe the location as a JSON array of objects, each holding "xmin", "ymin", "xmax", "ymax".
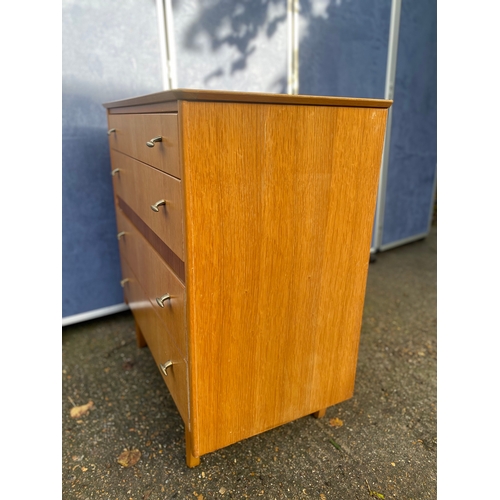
[{"xmin": 102, "ymin": 88, "xmax": 392, "ymax": 109}]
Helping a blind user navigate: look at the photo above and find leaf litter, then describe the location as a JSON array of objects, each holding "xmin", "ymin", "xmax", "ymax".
[
  {"xmin": 70, "ymin": 401, "xmax": 94, "ymax": 418},
  {"xmin": 117, "ymin": 448, "xmax": 141, "ymax": 467}
]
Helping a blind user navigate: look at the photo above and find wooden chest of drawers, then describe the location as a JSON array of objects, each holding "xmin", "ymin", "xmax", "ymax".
[{"xmin": 103, "ymin": 89, "xmax": 391, "ymax": 467}]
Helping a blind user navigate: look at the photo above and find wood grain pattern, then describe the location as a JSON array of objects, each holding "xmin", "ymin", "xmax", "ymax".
[
  {"xmin": 185, "ymin": 428, "xmax": 200, "ymax": 467},
  {"xmin": 120, "ymin": 256, "xmax": 159, "ymax": 355},
  {"xmin": 118, "ymin": 197, "xmax": 185, "ymax": 283},
  {"xmin": 103, "ymin": 88, "xmax": 392, "ymax": 110},
  {"xmin": 108, "ymin": 113, "xmax": 181, "ymax": 178},
  {"xmin": 135, "ymin": 320, "xmax": 147, "ymax": 348},
  {"xmin": 110, "ymin": 149, "xmax": 184, "ymax": 260},
  {"xmin": 116, "ymin": 209, "xmax": 187, "ymax": 359},
  {"xmin": 119, "ymin": 255, "xmax": 189, "ymax": 424},
  {"xmin": 180, "ymin": 101, "xmax": 388, "ymax": 456}
]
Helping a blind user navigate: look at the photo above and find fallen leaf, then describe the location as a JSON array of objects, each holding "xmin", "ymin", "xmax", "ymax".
[
  {"xmin": 197, "ymin": 495, "xmax": 204, "ymax": 500},
  {"xmin": 219, "ymin": 487, "xmax": 226, "ymax": 494},
  {"xmin": 117, "ymin": 449, "xmax": 141, "ymax": 467},
  {"xmin": 81, "ymin": 467, "xmax": 88, "ymax": 472},
  {"xmin": 391, "ymin": 462, "xmax": 396, "ymax": 466},
  {"xmin": 70, "ymin": 401, "xmax": 94, "ymax": 419},
  {"xmin": 366, "ymin": 479, "xmax": 385, "ymax": 499},
  {"xmin": 320, "ymin": 495, "xmax": 327, "ymax": 500},
  {"xmin": 329, "ymin": 417, "xmax": 343, "ymax": 428}
]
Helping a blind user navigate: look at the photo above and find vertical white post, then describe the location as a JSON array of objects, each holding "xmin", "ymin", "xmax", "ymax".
[
  {"xmin": 165, "ymin": 0, "xmax": 178, "ymax": 89},
  {"xmin": 373, "ymin": 0, "xmax": 402, "ymax": 251},
  {"xmin": 287, "ymin": 0, "xmax": 299, "ymax": 95},
  {"xmin": 156, "ymin": 0, "xmax": 178, "ymax": 90}
]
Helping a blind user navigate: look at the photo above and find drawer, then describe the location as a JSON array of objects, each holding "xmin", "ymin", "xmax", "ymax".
[
  {"xmin": 111, "ymin": 149, "xmax": 184, "ymax": 261},
  {"xmin": 120, "ymin": 256, "xmax": 189, "ymax": 424},
  {"xmin": 116, "ymin": 209, "xmax": 187, "ymax": 359},
  {"xmin": 108, "ymin": 113, "xmax": 180, "ymax": 179}
]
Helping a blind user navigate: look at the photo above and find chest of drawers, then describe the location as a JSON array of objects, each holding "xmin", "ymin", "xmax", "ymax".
[{"xmin": 103, "ymin": 89, "xmax": 391, "ymax": 467}]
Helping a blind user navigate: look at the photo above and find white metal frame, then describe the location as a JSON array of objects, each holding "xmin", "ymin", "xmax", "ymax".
[
  {"xmin": 156, "ymin": 0, "xmax": 177, "ymax": 90},
  {"xmin": 287, "ymin": 0, "xmax": 299, "ymax": 95},
  {"xmin": 373, "ymin": 0, "xmax": 402, "ymax": 252},
  {"xmin": 62, "ymin": 303, "xmax": 129, "ymax": 327}
]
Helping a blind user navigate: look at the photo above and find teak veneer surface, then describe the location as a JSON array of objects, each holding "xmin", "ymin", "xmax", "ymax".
[
  {"xmin": 108, "ymin": 113, "xmax": 180, "ymax": 178},
  {"xmin": 104, "ymin": 89, "xmax": 391, "ymax": 465},
  {"xmin": 119, "ymin": 253, "xmax": 189, "ymax": 424},
  {"xmin": 111, "ymin": 149, "xmax": 185, "ymax": 260},
  {"xmin": 180, "ymin": 102, "xmax": 388, "ymax": 456},
  {"xmin": 116, "ymin": 209, "xmax": 187, "ymax": 358}
]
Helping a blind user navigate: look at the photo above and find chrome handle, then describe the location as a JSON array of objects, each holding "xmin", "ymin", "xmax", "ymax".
[
  {"xmin": 159, "ymin": 360, "xmax": 173, "ymax": 376},
  {"xmin": 117, "ymin": 231, "xmax": 126, "ymax": 240},
  {"xmin": 120, "ymin": 278, "xmax": 130, "ymax": 287},
  {"xmin": 107, "ymin": 128, "xmax": 116, "ymax": 135},
  {"xmin": 156, "ymin": 293, "xmax": 171, "ymax": 308},
  {"xmin": 111, "ymin": 168, "xmax": 120, "ymax": 176},
  {"xmin": 150, "ymin": 199, "xmax": 167, "ymax": 212},
  {"xmin": 146, "ymin": 136, "xmax": 162, "ymax": 148}
]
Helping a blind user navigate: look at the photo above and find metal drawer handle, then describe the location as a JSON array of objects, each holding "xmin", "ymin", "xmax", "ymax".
[
  {"xmin": 120, "ymin": 278, "xmax": 130, "ymax": 287},
  {"xmin": 117, "ymin": 231, "xmax": 126, "ymax": 240},
  {"xmin": 150, "ymin": 199, "xmax": 167, "ymax": 212},
  {"xmin": 160, "ymin": 360, "xmax": 173, "ymax": 376},
  {"xmin": 107, "ymin": 128, "xmax": 116, "ymax": 135},
  {"xmin": 146, "ymin": 136, "xmax": 162, "ymax": 148},
  {"xmin": 111, "ymin": 168, "xmax": 120, "ymax": 176},
  {"xmin": 156, "ymin": 293, "xmax": 171, "ymax": 307}
]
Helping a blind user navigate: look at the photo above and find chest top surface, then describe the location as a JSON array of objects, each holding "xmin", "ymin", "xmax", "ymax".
[{"xmin": 102, "ymin": 88, "xmax": 392, "ymax": 110}]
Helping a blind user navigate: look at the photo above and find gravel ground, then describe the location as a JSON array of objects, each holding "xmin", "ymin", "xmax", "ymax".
[{"xmin": 62, "ymin": 224, "xmax": 436, "ymax": 500}]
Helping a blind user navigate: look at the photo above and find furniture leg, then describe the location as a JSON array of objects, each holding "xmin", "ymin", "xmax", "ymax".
[
  {"xmin": 135, "ymin": 321, "xmax": 147, "ymax": 348},
  {"xmin": 312, "ymin": 408, "xmax": 327, "ymax": 419},
  {"xmin": 185, "ymin": 427, "xmax": 200, "ymax": 468}
]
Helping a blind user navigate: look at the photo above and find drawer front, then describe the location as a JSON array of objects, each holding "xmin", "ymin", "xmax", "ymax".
[
  {"xmin": 111, "ymin": 149, "xmax": 184, "ymax": 261},
  {"xmin": 120, "ymin": 257, "xmax": 189, "ymax": 424},
  {"xmin": 116, "ymin": 209, "xmax": 187, "ymax": 359},
  {"xmin": 108, "ymin": 113, "xmax": 180, "ymax": 179}
]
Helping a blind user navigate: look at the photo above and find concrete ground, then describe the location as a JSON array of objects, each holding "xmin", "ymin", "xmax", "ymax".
[{"xmin": 62, "ymin": 224, "xmax": 436, "ymax": 500}]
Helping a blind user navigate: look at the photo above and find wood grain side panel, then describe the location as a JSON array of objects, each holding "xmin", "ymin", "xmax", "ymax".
[
  {"xmin": 116, "ymin": 209, "xmax": 187, "ymax": 359},
  {"xmin": 119, "ymin": 256, "xmax": 189, "ymax": 424},
  {"xmin": 181, "ymin": 102, "xmax": 388, "ymax": 455},
  {"xmin": 108, "ymin": 113, "xmax": 181, "ymax": 178},
  {"xmin": 110, "ymin": 149, "xmax": 184, "ymax": 261}
]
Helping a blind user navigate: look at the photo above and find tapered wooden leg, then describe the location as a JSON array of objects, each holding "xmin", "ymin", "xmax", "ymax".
[
  {"xmin": 135, "ymin": 321, "xmax": 147, "ymax": 348},
  {"xmin": 312, "ymin": 408, "xmax": 327, "ymax": 419},
  {"xmin": 185, "ymin": 428, "xmax": 200, "ymax": 468}
]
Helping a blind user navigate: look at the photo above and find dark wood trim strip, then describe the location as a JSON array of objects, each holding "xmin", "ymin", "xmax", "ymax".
[
  {"xmin": 109, "ymin": 102, "xmax": 178, "ymax": 114},
  {"xmin": 118, "ymin": 197, "xmax": 185, "ymax": 283}
]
